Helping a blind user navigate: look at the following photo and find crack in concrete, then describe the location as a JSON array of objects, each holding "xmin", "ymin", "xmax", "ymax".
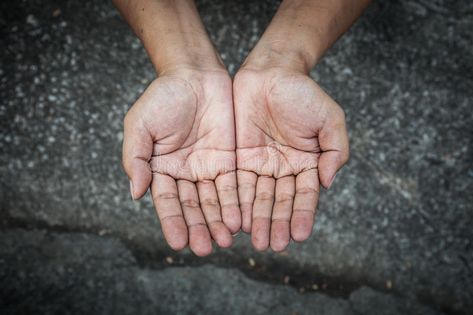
[{"xmin": 0, "ymin": 215, "xmax": 459, "ymax": 315}]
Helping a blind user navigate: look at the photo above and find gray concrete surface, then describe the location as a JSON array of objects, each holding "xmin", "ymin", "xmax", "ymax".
[
  {"xmin": 1, "ymin": 0, "xmax": 472, "ymax": 314},
  {"xmin": 0, "ymin": 229, "xmax": 443, "ymax": 315}
]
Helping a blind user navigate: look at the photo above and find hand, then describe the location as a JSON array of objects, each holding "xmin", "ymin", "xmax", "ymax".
[
  {"xmin": 234, "ymin": 67, "xmax": 349, "ymax": 251},
  {"xmin": 123, "ymin": 68, "xmax": 241, "ymax": 256}
]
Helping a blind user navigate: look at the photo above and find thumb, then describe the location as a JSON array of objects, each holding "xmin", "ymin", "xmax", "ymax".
[
  {"xmin": 318, "ymin": 106, "xmax": 349, "ymax": 189},
  {"xmin": 122, "ymin": 111, "xmax": 153, "ymax": 200}
]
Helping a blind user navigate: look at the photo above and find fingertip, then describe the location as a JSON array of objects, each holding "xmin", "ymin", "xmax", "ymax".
[
  {"xmin": 270, "ymin": 221, "xmax": 290, "ymax": 252},
  {"xmin": 167, "ymin": 233, "xmax": 188, "ymax": 251},
  {"xmin": 193, "ymin": 246, "xmax": 213, "ymax": 257},
  {"xmin": 216, "ymin": 231, "xmax": 233, "ymax": 249},
  {"xmin": 225, "ymin": 220, "xmax": 241, "ymax": 235},
  {"xmin": 162, "ymin": 218, "xmax": 188, "ymax": 251},
  {"xmin": 292, "ymin": 231, "xmax": 310, "ymax": 243},
  {"xmin": 290, "ymin": 213, "xmax": 314, "ymax": 242},
  {"xmin": 122, "ymin": 119, "xmax": 153, "ymax": 199},
  {"xmin": 291, "ymin": 229, "xmax": 311, "ymax": 242},
  {"xmin": 252, "ymin": 238, "xmax": 269, "ymax": 251},
  {"xmin": 129, "ymin": 179, "xmax": 149, "ymax": 201},
  {"xmin": 319, "ymin": 171, "xmax": 336, "ymax": 190},
  {"xmin": 271, "ymin": 240, "xmax": 289, "ymax": 252},
  {"xmin": 242, "ymin": 222, "xmax": 252, "ymax": 234},
  {"xmin": 326, "ymin": 174, "xmax": 337, "ymax": 189},
  {"xmin": 209, "ymin": 222, "xmax": 233, "ymax": 249},
  {"xmin": 188, "ymin": 225, "xmax": 213, "ymax": 257},
  {"xmin": 251, "ymin": 218, "xmax": 270, "ymax": 251},
  {"xmin": 222, "ymin": 205, "xmax": 242, "ymax": 234},
  {"xmin": 126, "ymin": 162, "xmax": 152, "ymax": 199},
  {"xmin": 237, "ymin": 170, "xmax": 256, "ymax": 233},
  {"xmin": 318, "ymin": 161, "xmax": 338, "ymax": 190},
  {"xmin": 318, "ymin": 151, "xmax": 348, "ymax": 189},
  {"xmin": 216, "ymin": 173, "xmax": 241, "ymax": 234},
  {"xmin": 291, "ymin": 230, "xmax": 311, "ymax": 243},
  {"xmin": 191, "ymin": 240, "xmax": 213, "ymax": 257}
]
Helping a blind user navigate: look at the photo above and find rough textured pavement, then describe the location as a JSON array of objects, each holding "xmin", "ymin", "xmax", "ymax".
[{"xmin": 1, "ymin": 0, "xmax": 472, "ymax": 314}]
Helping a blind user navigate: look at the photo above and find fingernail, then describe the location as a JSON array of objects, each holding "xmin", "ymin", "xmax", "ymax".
[
  {"xmin": 327, "ymin": 174, "xmax": 337, "ymax": 189},
  {"xmin": 129, "ymin": 180, "xmax": 136, "ymax": 200}
]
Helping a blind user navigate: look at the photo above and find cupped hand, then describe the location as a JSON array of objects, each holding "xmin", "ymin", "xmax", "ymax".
[
  {"xmin": 123, "ymin": 69, "xmax": 241, "ymax": 256},
  {"xmin": 233, "ymin": 67, "xmax": 349, "ymax": 251}
]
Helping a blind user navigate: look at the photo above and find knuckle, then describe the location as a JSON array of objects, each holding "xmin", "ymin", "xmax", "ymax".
[
  {"xmin": 201, "ymin": 198, "xmax": 219, "ymax": 207},
  {"xmin": 221, "ymin": 202, "xmax": 239, "ymax": 209},
  {"xmin": 256, "ymin": 192, "xmax": 274, "ymax": 201},
  {"xmin": 160, "ymin": 214, "xmax": 182, "ymax": 222},
  {"xmin": 238, "ymin": 183, "xmax": 256, "ymax": 190},
  {"xmin": 271, "ymin": 217, "xmax": 290, "ymax": 223},
  {"xmin": 156, "ymin": 192, "xmax": 178, "ymax": 200},
  {"xmin": 180, "ymin": 199, "xmax": 200, "ymax": 209},
  {"xmin": 207, "ymin": 219, "xmax": 223, "ymax": 227},
  {"xmin": 239, "ymin": 201, "xmax": 254, "ymax": 209},
  {"xmin": 293, "ymin": 208, "xmax": 316, "ymax": 214},
  {"xmin": 217, "ymin": 184, "xmax": 237, "ymax": 193},
  {"xmin": 295, "ymin": 187, "xmax": 319, "ymax": 195},
  {"xmin": 275, "ymin": 192, "xmax": 294, "ymax": 202},
  {"xmin": 198, "ymin": 180, "xmax": 214, "ymax": 187}
]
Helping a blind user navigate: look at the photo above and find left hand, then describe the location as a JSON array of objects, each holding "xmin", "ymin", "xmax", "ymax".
[{"xmin": 123, "ymin": 68, "xmax": 240, "ymax": 256}]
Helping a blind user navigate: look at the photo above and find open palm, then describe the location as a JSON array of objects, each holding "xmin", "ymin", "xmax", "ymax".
[
  {"xmin": 123, "ymin": 69, "xmax": 240, "ymax": 256},
  {"xmin": 234, "ymin": 68, "xmax": 349, "ymax": 251}
]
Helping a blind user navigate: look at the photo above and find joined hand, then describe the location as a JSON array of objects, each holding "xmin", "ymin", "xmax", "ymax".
[
  {"xmin": 234, "ymin": 67, "xmax": 349, "ymax": 251},
  {"xmin": 115, "ymin": 0, "xmax": 364, "ymax": 256},
  {"xmin": 123, "ymin": 69, "xmax": 240, "ymax": 256}
]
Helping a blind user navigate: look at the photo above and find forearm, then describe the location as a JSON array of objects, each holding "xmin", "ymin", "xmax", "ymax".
[
  {"xmin": 113, "ymin": 0, "xmax": 224, "ymax": 74},
  {"xmin": 243, "ymin": 0, "xmax": 371, "ymax": 73}
]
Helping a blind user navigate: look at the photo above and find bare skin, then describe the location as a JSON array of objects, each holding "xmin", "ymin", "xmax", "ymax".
[
  {"xmin": 234, "ymin": 0, "xmax": 370, "ymax": 251},
  {"xmin": 115, "ymin": 0, "xmax": 370, "ymax": 254},
  {"xmin": 234, "ymin": 68, "xmax": 348, "ymax": 251},
  {"xmin": 123, "ymin": 68, "xmax": 239, "ymax": 256},
  {"xmin": 115, "ymin": 0, "xmax": 240, "ymax": 256}
]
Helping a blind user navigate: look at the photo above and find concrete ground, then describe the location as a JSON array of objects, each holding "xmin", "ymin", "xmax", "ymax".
[{"xmin": 1, "ymin": 0, "xmax": 472, "ymax": 314}]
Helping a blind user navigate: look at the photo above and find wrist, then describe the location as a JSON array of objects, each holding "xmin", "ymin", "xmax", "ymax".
[
  {"xmin": 242, "ymin": 0, "xmax": 372, "ymax": 75},
  {"xmin": 145, "ymin": 26, "xmax": 225, "ymax": 75},
  {"xmin": 242, "ymin": 0, "xmax": 349, "ymax": 74},
  {"xmin": 155, "ymin": 63, "xmax": 231, "ymax": 91},
  {"xmin": 241, "ymin": 19, "xmax": 322, "ymax": 74},
  {"xmin": 152, "ymin": 47, "xmax": 226, "ymax": 76},
  {"xmin": 240, "ymin": 40, "xmax": 314, "ymax": 74},
  {"xmin": 116, "ymin": 0, "xmax": 226, "ymax": 75}
]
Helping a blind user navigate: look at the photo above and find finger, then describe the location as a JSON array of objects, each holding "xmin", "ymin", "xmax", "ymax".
[
  {"xmin": 270, "ymin": 176, "xmax": 295, "ymax": 252},
  {"xmin": 197, "ymin": 180, "xmax": 232, "ymax": 248},
  {"xmin": 177, "ymin": 180, "xmax": 212, "ymax": 257},
  {"xmin": 215, "ymin": 172, "xmax": 241, "ymax": 234},
  {"xmin": 291, "ymin": 169, "xmax": 319, "ymax": 242},
  {"xmin": 251, "ymin": 176, "xmax": 275, "ymax": 251},
  {"xmin": 122, "ymin": 112, "xmax": 153, "ymax": 199},
  {"xmin": 151, "ymin": 173, "xmax": 188, "ymax": 250},
  {"xmin": 237, "ymin": 170, "xmax": 257, "ymax": 233},
  {"xmin": 318, "ymin": 106, "xmax": 349, "ymax": 189}
]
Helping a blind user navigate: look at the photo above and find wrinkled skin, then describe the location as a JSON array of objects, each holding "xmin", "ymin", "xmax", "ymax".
[
  {"xmin": 234, "ymin": 68, "xmax": 349, "ymax": 252},
  {"xmin": 122, "ymin": 69, "xmax": 240, "ymax": 256}
]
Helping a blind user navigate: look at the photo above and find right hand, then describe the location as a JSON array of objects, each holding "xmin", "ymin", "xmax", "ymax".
[
  {"xmin": 122, "ymin": 68, "xmax": 241, "ymax": 256},
  {"xmin": 234, "ymin": 66, "xmax": 349, "ymax": 251}
]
